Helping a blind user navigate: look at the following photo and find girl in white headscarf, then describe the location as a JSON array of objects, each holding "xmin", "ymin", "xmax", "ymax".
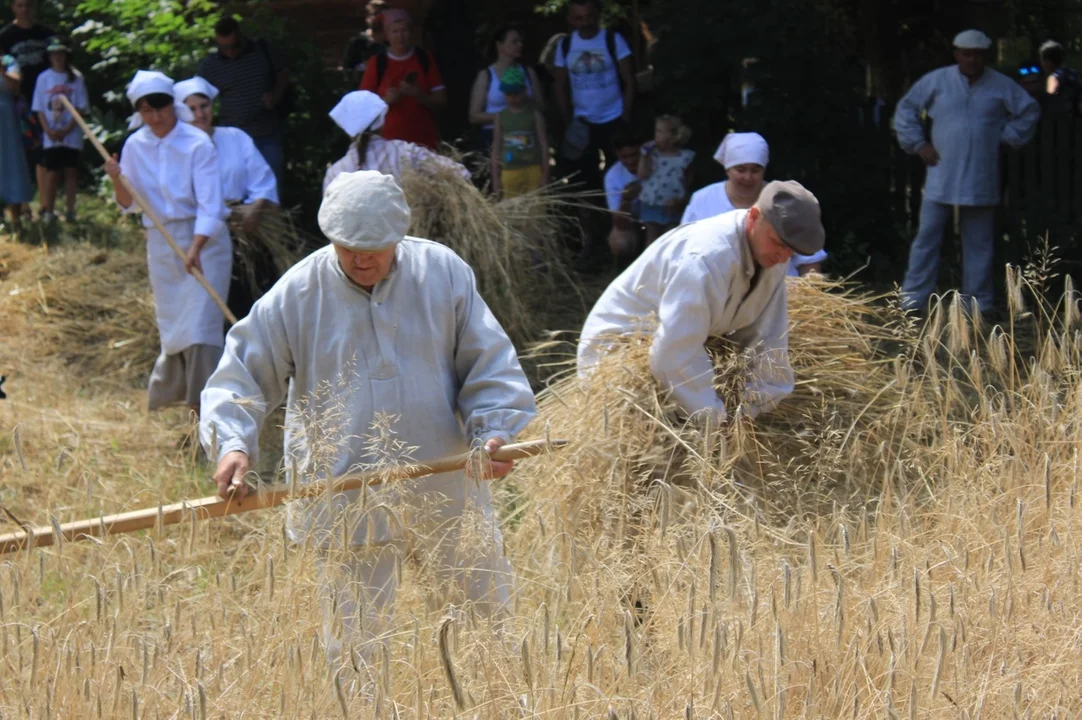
[
  {"xmin": 323, "ymin": 90, "xmax": 469, "ymax": 192},
  {"xmin": 103, "ymin": 70, "xmax": 231, "ymax": 413},
  {"xmin": 681, "ymin": 132, "xmax": 826, "ymax": 276},
  {"xmin": 174, "ymin": 76, "xmax": 278, "ymax": 234}
]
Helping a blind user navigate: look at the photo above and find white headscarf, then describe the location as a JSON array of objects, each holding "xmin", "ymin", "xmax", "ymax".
[
  {"xmin": 713, "ymin": 132, "xmax": 770, "ymax": 170},
  {"xmin": 329, "ymin": 90, "xmax": 389, "ymax": 138},
  {"xmin": 173, "ymin": 76, "xmax": 220, "ymax": 104},
  {"xmin": 126, "ymin": 70, "xmax": 194, "ymax": 130},
  {"xmin": 319, "ymin": 170, "xmax": 411, "ymax": 251}
]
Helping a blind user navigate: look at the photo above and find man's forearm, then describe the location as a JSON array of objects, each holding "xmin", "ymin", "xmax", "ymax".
[{"xmin": 272, "ymin": 71, "xmax": 289, "ymax": 104}]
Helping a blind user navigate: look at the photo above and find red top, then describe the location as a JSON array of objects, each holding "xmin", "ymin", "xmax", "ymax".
[{"xmin": 360, "ymin": 49, "xmax": 444, "ymax": 149}]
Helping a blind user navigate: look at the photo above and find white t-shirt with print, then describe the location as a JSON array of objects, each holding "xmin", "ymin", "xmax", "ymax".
[
  {"xmin": 31, "ymin": 68, "xmax": 88, "ymax": 150},
  {"xmin": 554, "ymin": 30, "xmax": 631, "ymax": 124}
]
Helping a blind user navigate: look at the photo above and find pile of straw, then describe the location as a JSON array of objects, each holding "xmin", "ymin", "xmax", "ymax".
[
  {"xmin": 0, "ymin": 243, "xmax": 158, "ymax": 383},
  {"xmin": 226, "ymin": 204, "xmax": 313, "ymax": 301},
  {"xmin": 520, "ymin": 276, "xmax": 930, "ymax": 535},
  {"xmin": 398, "ymin": 164, "xmax": 583, "ymax": 346}
]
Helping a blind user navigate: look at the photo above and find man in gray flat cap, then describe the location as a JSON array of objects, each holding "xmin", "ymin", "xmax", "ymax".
[
  {"xmin": 894, "ymin": 29, "xmax": 1040, "ymax": 316},
  {"xmin": 199, "ymin": 170, "xmax": 536, "ymax": 663},
  {"xmin": 578, "ymin": 180, "xmax": 825, "ymax": 423}
]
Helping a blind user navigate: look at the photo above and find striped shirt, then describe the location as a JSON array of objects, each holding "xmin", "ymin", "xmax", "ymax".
[{"xmin": 197, "ymin": 38, "xmax": 284, "ymax": 139}]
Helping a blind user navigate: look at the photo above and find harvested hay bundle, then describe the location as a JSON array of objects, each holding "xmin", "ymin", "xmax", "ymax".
[
  {"xmin": 398, "ymin": 164, "xmax": 583, "ymax": 345},
  {"xmin": 0, "ymin": 243, "xmax": 158, "ymax": 383},
  {"xmin": 226, "ymin": 204, "xmax": 313, "ymax": 300},
  {"xmin": 520, "ymin": 276, "xmax": 930, "ymax": 534}
]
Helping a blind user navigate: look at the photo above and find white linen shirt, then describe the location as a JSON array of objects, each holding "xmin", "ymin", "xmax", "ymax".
[
  {"xmin": 212, "ymin": 126, "xmax": 279, "ymax": 205},
  {"xmin": 893, "ymin": 65, "xmax": 1040, "ymax": 206},
  {"xmin": 118, "ymin": 121, "xmax": 228, "ymax": 238},
  {"xmin": 578, "ymin": 210, "xmax": 793, "ymax": 422},
  {"xmin": 323, "ymin": 136, "xmax": 470, "ymax": 193},
  {"xmin": 199, "ymin": 239, "xmax": 537, "ymax": 545}
]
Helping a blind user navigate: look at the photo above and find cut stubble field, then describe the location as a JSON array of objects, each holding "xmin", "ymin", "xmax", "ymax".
[{"xmin": 3, "ymin": 228, "xmax": 1082, "ymax": 718}]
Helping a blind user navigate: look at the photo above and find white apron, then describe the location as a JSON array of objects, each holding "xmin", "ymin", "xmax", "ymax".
[{"xmin": 146, "ymin": 218, "xmax": 232, "ymax": 355}]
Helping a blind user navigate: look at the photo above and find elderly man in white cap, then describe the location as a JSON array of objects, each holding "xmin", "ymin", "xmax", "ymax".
[
  {"xmin": 323, "ymin": 89, "xmax": 468, "ymax": 192},
  {"xmin": 104, "ymin": 70, "xmax": 230, "ymax": 414},
  {"xmin": 199, "ymin": 170, "xmax": 536, "ymax": 663},
  {"xmin": 579, "ymin": 180, "xmax": 825, "ymax": 423},
  {"xmin": 682, "ymin": 132, "xmax": 827, "ymax": 277},
  {"xmin": 894, "ymin": 29, "xmax": 1040, "ymax": 317}
]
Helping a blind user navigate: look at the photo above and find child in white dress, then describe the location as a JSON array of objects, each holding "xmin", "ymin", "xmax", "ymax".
[{"xmin": 637, "ymin": 114, "xmax": 694, "ymax": 245}]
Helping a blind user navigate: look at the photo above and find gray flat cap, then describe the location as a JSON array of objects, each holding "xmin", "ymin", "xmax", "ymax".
[{"xmin": 757, "ymin": 180, "xmax": 825, "ymax": 255}]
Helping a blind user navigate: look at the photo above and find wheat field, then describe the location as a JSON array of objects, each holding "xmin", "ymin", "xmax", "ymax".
[{"xmin": 3, "ymin": 232, "xmax": 1082, "ymax": 718}]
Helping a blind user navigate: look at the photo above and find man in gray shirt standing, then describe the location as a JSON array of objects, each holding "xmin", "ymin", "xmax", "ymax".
[
  {"xmin": 198, "ymin": 17, "xmax": 290, "ymax": 189},
  {"xmin": 894, "ymin": 29, "xmax": 1040, "ymax": 317}
]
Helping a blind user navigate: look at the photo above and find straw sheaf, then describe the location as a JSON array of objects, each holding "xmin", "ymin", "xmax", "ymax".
[
  {"xmin": 520, "ymin": 276, "xmax": 936, "ymax": 534},
  {"xmin": 226, "ymin": 204, "xmax": 313, "ymax": 302},
  {"xmin": 0, "ymin": 242, "xmax": 158, "ymax": 384},
  {"xmin": 397, "ymin": 164, "xmax": 584, "ymax": 347}
]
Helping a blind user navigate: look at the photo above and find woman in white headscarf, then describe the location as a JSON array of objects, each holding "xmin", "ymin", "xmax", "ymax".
[
  {"xmin": 681, "ymin": 132, "xmax": 826, "ymax": 276},
  {"xmin": 323, "ymin": 90, "xmax": 469, "ymax": 192},
  {"xmin": 173, "ymin": 77, "xmax": 278, "ymax": 235},
  {"xmin": 103, "ymin": 70, "xmax": 230, "ymax": 413}
]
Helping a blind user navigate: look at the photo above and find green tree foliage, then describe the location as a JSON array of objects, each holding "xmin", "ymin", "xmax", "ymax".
[{"xmin": 26, "ymin": 0, "xmax": 349, "ymax": 229}]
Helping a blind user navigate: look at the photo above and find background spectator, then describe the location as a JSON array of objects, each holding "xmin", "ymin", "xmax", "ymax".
[
  {"xmin": 0, "ymin": 52, "xmax": 31, "ymax": 231},
  {"xmin": 894, "ymin": 29, "xmax": 1040, "ymax": 317},
  {"xmin": 553, "ymin": 0, "xmax": 634, "ymax": 190},
  {"xmin": 491, "ymin": 66, "xmax": 549, "ymax": 200},
  {"xmin": 636, "ymin": 114, "xmax": 693, "ymax": 245},
  {"xmin": 359, "ymin": 9, "xmax": 446, "ymax": 149},
  {"xmin": 31, "ymin": 37, "xmax": 87, "ymax": 224},
  {"xmin": 0, "ymin": 0, "xmax": 54, "ymax": 205},
  {"xmin": 197, "ymin": 17, "xmax": 291, "ymax": 187},
  {"xmin": 340, "ymin": 0, "xmax": 386, "ymax": 86},
  {"xmin": 604, "ymin": 126, "xmax": 642, "ymax": 265},
  {"xmin": 1016, "ymin": 60, "xmax": 1043, "ymax": 101},
  {"xmin": 469, "ymin": 23, "xmax": 542, "ymax": 151},
  {"xmin": 1040, "ymin": 40, "xmax": 1081, "ymax": 116}
]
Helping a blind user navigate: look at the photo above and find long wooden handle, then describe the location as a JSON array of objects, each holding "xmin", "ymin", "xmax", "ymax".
[
  {"xmin": 0, "ymin": 439, "xmax": 566, "ymax": 554},
  {"xmin": 59, "ymin": 95, "xmax": 238, "ymax": 325}
]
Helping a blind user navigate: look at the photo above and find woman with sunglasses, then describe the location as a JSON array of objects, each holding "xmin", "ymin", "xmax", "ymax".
[{"xmin": 103, "ymin": 70, "xmax": 231, "ymax": 415}]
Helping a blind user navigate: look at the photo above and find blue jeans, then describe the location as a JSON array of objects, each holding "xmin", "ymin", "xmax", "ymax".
[
  {"xmin": 252, "ymin": 133, "xmax": 284, "ymax": 191},
  {"xmin": 902, "ymin": 198, "xmax": 997, "ymax": 313}
]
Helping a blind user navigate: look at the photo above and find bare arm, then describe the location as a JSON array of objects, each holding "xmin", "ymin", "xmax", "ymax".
[
  {"xmin": 271, "ymin": 69, "xmax": 290, "ymax": 105},
  {"xmin": 618, "ymin": 56, "xmax": 635, "ymax": 121},
  {"xmin": 468, "ymin": 69, "xmax": 495, "ymax": 126},
  {"xmin": 410, "ymin": 85, "xmax": 448, "ymax": 111},
  {"xmin": 536, "ymin": 110, "xmax": 550, "ymax": 186},
  {"xmin": 527, "ymin": 67, "xmax": 544, "ymax": 111},
  {"xmin": 554, "ymin": 67, "xmax": 570, "ymax": 125},
  {"xmin": 491, "ymin": 115, "xmax": 503, "ymax": 198}
]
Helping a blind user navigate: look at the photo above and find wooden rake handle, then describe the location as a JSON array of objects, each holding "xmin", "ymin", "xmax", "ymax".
[
  {"xmin": 0, "ymin": 439, "xmax": 567, "ymax": 554},
  {"xmin": 59, "ymin": 95, "xmax": 238, "ymax": 325}
]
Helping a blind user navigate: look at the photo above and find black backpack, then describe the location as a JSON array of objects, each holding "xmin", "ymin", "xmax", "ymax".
[
  {"xmin": 560, "ymin": 28, "xmax": 626, "ymax": 93},
  {"xmin": 375, "ymin": 46, "xmax": 431, "ymax": 87}
]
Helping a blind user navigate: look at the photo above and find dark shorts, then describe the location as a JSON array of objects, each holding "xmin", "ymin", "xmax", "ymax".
[{"xmin": 39, "ymin": 147, "xmax": 80, "ymax": 171}]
